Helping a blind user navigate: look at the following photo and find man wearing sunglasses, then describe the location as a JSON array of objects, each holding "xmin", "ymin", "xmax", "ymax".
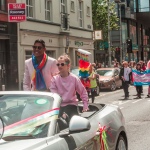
[
  {"xmin": 50, "ymin": 54, "xmax": 89, "ymax": 122},
  {"xmin": 23, "ymin": 39, "xmax": 59, "ymax": 91}
]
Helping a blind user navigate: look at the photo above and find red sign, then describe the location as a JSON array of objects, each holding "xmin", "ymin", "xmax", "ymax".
[{"xmin": 8, "ymin": 3, "xmax": 26, "ymax": 22}]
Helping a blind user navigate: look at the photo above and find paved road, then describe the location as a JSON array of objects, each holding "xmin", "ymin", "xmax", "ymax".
[{"xmin": 94, "ymin": 86, "xmax": 150, "ymax": 150}]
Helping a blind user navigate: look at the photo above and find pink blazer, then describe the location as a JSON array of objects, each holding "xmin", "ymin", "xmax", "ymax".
[{"xmin": 23, "ymin": 57, "xmax": 59, "ymax": 91}]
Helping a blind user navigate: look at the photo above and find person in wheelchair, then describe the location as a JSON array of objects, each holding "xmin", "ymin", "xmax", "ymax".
[{"xmin": 50, "ymin": 54, "xmax": 89, "ymax": 124}]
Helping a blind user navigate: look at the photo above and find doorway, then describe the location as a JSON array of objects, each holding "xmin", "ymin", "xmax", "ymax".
[{"xmin": 0, "ymin": 40, "xmax": 6, "ymax": 90}]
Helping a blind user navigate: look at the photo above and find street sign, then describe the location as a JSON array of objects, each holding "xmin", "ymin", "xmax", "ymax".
[
  {"xmin": 94, "ymin": 30, "xmax": 103, "ymax": 40},
  {"xmin": 8, "ymin": 3, "xmax": 26, "ymax": 22},
  {"xmin": 132, "ymin": 44, "xmax": 138, "ymax": 50}
]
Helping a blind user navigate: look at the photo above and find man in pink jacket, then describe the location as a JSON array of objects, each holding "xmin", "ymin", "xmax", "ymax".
[
  {"xmin": 23, "ymin": 39, "xmax": 59, "ymax": 91},
  {"xmin": 50, "ymin": 54, "xmax": 89, "ymax": 121}
]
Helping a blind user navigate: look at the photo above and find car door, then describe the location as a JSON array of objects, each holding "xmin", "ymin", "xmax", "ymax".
[
  {"xmin": 66, "ymin": 115, "xmax": 101, "ymax": 150},
  {"xmin": 46, "ymin": 114, "xmax": 101, "ymax": 150}
]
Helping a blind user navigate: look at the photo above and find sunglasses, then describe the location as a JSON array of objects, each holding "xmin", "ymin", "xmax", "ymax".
[
  {"xmin": 32, "ymin": 46, "xmax": 43, "ymax": 50},
  {"xmin": 56, "ymin": 63, "xmax": 67, "ymax": 67}
]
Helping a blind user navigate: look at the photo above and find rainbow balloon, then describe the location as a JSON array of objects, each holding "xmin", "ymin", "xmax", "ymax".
[{"xmin": 77, "ymin": 49, "xmax": 91, "ymax": 88}]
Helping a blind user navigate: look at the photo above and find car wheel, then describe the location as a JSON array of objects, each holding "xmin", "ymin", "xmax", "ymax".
[
  {"xmin": 110, "ymin": 82, "xmax": 116, "ymax": 91},
  {"xmin": 116, "ymin": 135, "xmax": 127, "ymax": 150}
]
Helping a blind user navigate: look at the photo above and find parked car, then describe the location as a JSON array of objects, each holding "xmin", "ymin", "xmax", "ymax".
[
  {"xmin": 71, "ymin": 68, "xmax": 100, "ymax": 96},
  {"xmin": 0, "ymin": 91, "xmax": 128, "ymax": 150},
  {"xmin": 96, "ymin": 68, "xmax": 122, "ymax": 91}
]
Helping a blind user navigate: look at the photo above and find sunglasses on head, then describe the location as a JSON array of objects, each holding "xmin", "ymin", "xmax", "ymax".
[
  {"xmin": 56, "ymin": 63, "xmax": 67, "ymax": 67},
  {"xmin": 32, "ymin": 46, "xmax": 43, "ymax": 50}
]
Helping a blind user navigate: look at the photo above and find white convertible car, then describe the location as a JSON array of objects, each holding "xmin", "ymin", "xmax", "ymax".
[{"xmin": 0, "ymin": 91, "xmax": 127, "ymax": 150}]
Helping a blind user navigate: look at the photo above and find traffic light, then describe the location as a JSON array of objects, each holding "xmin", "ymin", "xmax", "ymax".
[{"xmin": 126, "ymin": 39, "xmax": 132, "ymax": 53}]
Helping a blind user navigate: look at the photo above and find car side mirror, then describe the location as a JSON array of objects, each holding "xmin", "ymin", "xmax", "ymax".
[
  {"xmin": 59, "ymin": 115, "xmax": 91, "ymax": 137},
  {"xmin": 69, "ymin": 115, "xmax": 91, "ymax": 133},
  {"xmin": 0, "ymin": 116, "xmax": 4, "ymax": 140}
]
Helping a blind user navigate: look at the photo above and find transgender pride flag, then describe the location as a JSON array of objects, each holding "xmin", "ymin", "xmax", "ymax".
[{"xmin": 132, "ymin": 69, "xmax": 150, "ymax": 86}]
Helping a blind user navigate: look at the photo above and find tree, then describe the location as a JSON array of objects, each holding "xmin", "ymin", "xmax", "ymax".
[{"xmin": 92, "ymin": 0, "xmax": 119, "ymax": 43}]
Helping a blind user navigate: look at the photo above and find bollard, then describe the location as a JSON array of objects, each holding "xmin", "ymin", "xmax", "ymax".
[{"xmin": 2, "ymin": 85, "xmax": 5, "ymax": 91}]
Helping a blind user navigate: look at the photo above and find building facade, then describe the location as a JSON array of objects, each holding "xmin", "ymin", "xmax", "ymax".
[
  {"xmin": 16, "ymin": 0, "xmax": 94, "ymax": 89},
  {"xmin": 0, "ymin": 0, "xmax": 18, "ymax": 91},
  {"xmin": 94, "ymin": 0, "xmax": 150, "ymax": 64}
]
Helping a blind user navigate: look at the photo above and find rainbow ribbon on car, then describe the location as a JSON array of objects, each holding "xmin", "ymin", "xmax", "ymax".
[{"xmin": 3, "ymin": 108, "xmax": 59, "ymax": 137}]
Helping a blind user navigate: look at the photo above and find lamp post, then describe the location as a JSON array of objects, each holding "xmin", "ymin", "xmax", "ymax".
[
  {"xmin": 114, "ymin": 0, "xmax": 126, "ymax": 63},
  {"xmin": 108, "ymin": 0, "xmax": 111, "ymax": 67},
  {"xmin": 119, "ymin": 4, "xmax": 122, "ymax": 63}
]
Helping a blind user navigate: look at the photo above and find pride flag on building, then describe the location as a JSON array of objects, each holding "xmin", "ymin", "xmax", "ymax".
[{"xmin": 132, "ymin": 69, "xmax": 150, "ymax": 86}]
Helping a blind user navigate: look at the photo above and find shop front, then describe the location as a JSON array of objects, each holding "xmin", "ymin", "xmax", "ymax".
[{"xmin": 0, "ymin": 21, "xmax": 18, "ymax": 90}]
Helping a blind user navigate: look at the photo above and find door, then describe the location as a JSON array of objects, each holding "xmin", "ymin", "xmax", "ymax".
[{"xmin": 0, "ymin": 40, "xmax": 6, "ymax": 90}]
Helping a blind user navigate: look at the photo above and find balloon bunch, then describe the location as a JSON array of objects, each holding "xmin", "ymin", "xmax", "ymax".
[{"xmin": 77, "ymin": 49, "xmax": 91, "ymax": 88}]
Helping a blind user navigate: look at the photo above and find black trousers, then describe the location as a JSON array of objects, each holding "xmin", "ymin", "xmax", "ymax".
[
  {"xmin": 88, "ymin": 88, "xmax": 97, "ymax": 103},
  {"xmin": 122, "ymin": 81, "xmax": 129, "ymax": 97},
  {"xmin": 59, "ymin": 105, "xmax": 79, "ymax": 122},
  {"xmin": 136, "ymin": 86, "xmax": 142, "ymax": 95}
]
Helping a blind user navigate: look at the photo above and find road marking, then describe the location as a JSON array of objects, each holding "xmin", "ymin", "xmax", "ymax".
[
  {"xmin": 132, "ymin": 99, "xmax": 142, "ymax": 103},
  {"xmin": 112, "ymin": 100, "xmax": 129, "ymax": 105}
]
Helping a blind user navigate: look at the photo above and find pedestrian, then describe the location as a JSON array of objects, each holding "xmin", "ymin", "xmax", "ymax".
[
  {"xmin": 135, "ymin": 63, "xmax": 142, "ymax": 98},
  {"xmin": 88, "ymin": 64, "xmax": 98, "ymax": 103},
  {"xmin": 139, "ymin": 60, "xmax": 146, "ymax": 94},
  {"xmin": 129, "ymin": 61, "xmax": 136, "ymax": 85},
  {"xmin": 96, "ymin": 62, "xmax": 102, "ymax": 69},
  {"xmin": 23, "ymin": 39, "xmax": 59, "ymax": 91},
  {"xmin": 92, "ymin": 63, "xmax": 97, "ymax": 71},
  {"xmin": 50, "ymin": 54, "xmax": 89, "ymax": 121},
  {"xmin": 147, "ymin": 60, "xmax": 150, "ymax": 97},
  {"xmin": 119, "ymin": 61, "xmax": 131, "ymax": 99},
  {"xmin": 114, "ymin": 62, "xmax": 120, "ymax": 68}
]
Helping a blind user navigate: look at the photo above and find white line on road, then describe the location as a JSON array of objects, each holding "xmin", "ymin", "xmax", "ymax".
[
  {"xmin": 112, "ymin": 100, "xmax": 129, "ymax": 105},
  {"xmin": 132, "ymin": 99, "xmax": 142, "ymax": 103}
]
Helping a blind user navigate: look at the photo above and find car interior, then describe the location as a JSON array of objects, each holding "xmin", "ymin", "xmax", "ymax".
[{"xmin": 57, "ymin": 103, "xmax": 105, "ymax": 132}]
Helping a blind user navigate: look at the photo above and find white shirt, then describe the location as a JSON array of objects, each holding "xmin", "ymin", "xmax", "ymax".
[{"xmin": 124, "ymin": 67, "xmax": 131, "ymax": 81}]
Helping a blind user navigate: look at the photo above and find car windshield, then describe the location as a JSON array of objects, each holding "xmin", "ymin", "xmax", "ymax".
[
  {"xmin": 71, "ymin": 68, "xmax": 79, "ymax": 77},
  {"xmin": 97, "ymin": 70, "xmax": 113, "ymax": 76},
  {"xmin": 0, "ymin": 94, "xmax": 57, "ymax": 140}
]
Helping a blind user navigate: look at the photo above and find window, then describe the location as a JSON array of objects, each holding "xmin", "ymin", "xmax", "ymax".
[
  {"xmin": 79, "ymin": 1, "xmax": 83, "ymax": 27},
  {"xmin": 45, "ymin": 0, "xmax": 52, "ymax": 21},
  {"xmin": 61, "ymin": 0, "xmax": 66, "ymax": 13},
  {"xmin": 87, "ymin": 6, "xmax": 90, "ymax": 16},
  {"xmin": 61, "ymin": 0, "xmax": 68, "ymax": 29},
  {"xmin": 0, "ymin": 0, "xmax": 6, "ymax": 11},
  {"xmin": 26, "ymin": 0, "xmax": 34, "ymax": 18},
  {"xmin": 71, "ymin": 1, "xmax": 75, "ymax": 12}
]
